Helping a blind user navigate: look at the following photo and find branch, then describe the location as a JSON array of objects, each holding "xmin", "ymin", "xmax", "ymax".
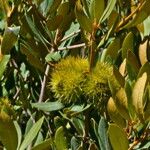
[
  {"xmin": 116, "ymin": 1, "xmax": 145, "ymax": 31},
  {"xmin": 38, "ymin": 64, "xmax": 50, "ymax": 103},
  {"xmin": 58, "ymin": 43, "xmax": 86, "ymax": 51},
  {"xmin": 60, "ymin": 29, "xmax": 81, "ymax": 42}
]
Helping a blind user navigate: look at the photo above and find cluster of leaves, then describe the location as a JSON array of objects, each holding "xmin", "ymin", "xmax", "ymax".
[{"xmin": 0, "ymin": 0, "xmax": 150, "ymax": 149}]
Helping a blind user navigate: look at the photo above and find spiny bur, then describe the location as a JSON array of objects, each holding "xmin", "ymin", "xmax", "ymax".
[
  {"xmin": 50, "ymin": 56, "xmax": 119, "ymax": 112},
  {"xmin": 50, "ymin": 56, "xmax": 88, "ymax": 104}
]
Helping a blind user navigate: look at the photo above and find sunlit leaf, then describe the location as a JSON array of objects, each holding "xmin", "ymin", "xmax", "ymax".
[
  {"xmin": 132, "ymin": 73, "xmax": 147, "ymax": 121},
  {"xmin": 115, "ymin": 88, "xmax": 130, "ymax": 120},
  {"xmin": 19, "ymin": 117, "xmax": 44, "ymax": 150},
  {"xmin": 54, "ymin": 126, "xmax": 68, "ymax": 150},
  {"xmin": 107, "ymin": 97, "xmax": 126, "ymax": 128},
  {"xmin": 138, "ymin": 62, "xmax": 150, "ymax": 82},
  {"xmin": 138, "ymin": 39, "xmax": 148, "ymax": 65}
]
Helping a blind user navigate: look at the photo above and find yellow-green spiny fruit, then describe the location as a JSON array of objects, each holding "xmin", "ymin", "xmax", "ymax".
[
  {"xmin": 83, "ymin": 62, "xmax": 114, "ymax": 112},
  {"xmin": 50, "ymin": 56, "xmax": 88, "ymax": 104},
  {"xmin": 50, "ymin": 56, "xmax": 119, "ymax": 110}
]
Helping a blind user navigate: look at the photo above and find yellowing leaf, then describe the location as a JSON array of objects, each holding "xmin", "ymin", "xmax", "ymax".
[
  {"xmin": 138, "ymin": 39, "xmax": 148, "ymax": 65},
  {"xmin": 107, "ymin": 97, "xmax": 126, "ymax": 128},
  {"xmin": 132, "ymin": 73, "xmax": 147, "ymax": 122},
  {"xmin": 115, "ymin": 88, "xmax": 130, "ymax": 120}
]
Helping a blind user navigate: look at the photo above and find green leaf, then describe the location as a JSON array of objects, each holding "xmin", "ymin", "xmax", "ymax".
[
  {"xmin": 71, "ymin": 136, "xmax": 81, "ymax": 150},
  {"xmin": 90, "ymin": 118, "xmax": 99, "ymax": 139},
  {"xmin": 0, "ymin": 118, "xmax": 18, "ymax": 150},
  {"xmin": 31, "ymin": 101, "xmax": 64, "ymax": 112},
  {"xmin": 71, "ymin": 117, "xmax": 84, "ymax": 135},
  {"xmin": 127, "ymin": 51, "xmax": 140, "ymax": 74},
  {"xmin": 108, "ymin": 124, "xmax": 129, "ymax": 150},
  {"xmin": 24, "ymin": 113, "xmax": 36, "ymax": 136},
  {"xmin": 54, "ymin": 126, "xmax": 68, "ymax": 150},
  {"xmin": 105, "ymin": 38, "xmax": 121, "ymax": 62},
  {"xmin": 100, "ymin": 0, "xmax": 117, "ymax": 23},
  {"xmin": 45, "ymin": 52, "xmax": 61, "ymax": 62},
  {"xmin": 115, "ymin": 88, "xmax": 131, "ymax": 120},
  {"xmin": 47, "ymin": 0, "xmax": 62, "ymax": 15},
  {"xmin": 1, "ymin": 26, "xmax": 20, "ymax": 54},
  {"xmin": 113, "ymin": 67, "xmax": 125, "ymax": 87},
  {"xmin": 98, "ymin": 117, "xmax": 111, "ymax": 150},
  {"xmin": 20, "ymin": 44, "xmax": 44, "ymax": 72},
  {"xmin": 125, "ymin": 81, "xmax": 136, "ymax": 120},
  {"xmin": 19, "ymin": 117, "xmax": 44, "ymax": 150},
  {"xmin": 132, "ymin": 73, "xmax": 147, "ymax": 122},
  {"xmin": 69, "ymin": 104, "xmax": 91, "ymax": 117},
  {"xmin": 59, "ymin": 10, "xmax": 75, "ymax": 33},
  {"xmin": 75, "ymin": 0, "xmax": 92, "ymax": 33},
  {"xmin": 34, "ymin": 132, "xmax": 43, "ymax": 146},
  {"xmin": 31, "ymin": 138, "xmax": 53, "ymax": 150},
  {"xmin": 46, "ymin": 15, "xmax": 63, "ymax": 31},
  {"xmin": 122, "ymin": 32, "xmax": 134, "ymax": 59},
  {"xmin": 57, "ymin": 2, "xmax": 70, "ymax": 17},
  {"xmin": 0, "ymin": 54, "xmax": 10, "ymax": 79},
  {"xmin": 90, "ymin": 0, "xmax": 105, "ymax": 23},
  {"xmin": 14, "ymin": 121, "xmax": 22, "ymax": 150},
  {"xmin": 24, "ymin": 13, "xmax": 48, "ymax": 48}
]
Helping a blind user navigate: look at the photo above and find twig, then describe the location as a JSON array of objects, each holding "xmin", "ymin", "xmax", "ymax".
[
  {"xmin": 38, "ymin": 64, "xmax": 50, "ymax": 103},
  {"xmin": 58, "ymin": 43, "xmax": 86, "ymax": 51},
  {"xmin": 13, "ymin": 88, "xmax": 20, "ymax": 100},
  {"xmin": 60, "ymin": 29, "xmax": 81, "ymax": 42},
  {"xmin": 116, "ymin": 1, "xmax": 145, "ymax": 31}
]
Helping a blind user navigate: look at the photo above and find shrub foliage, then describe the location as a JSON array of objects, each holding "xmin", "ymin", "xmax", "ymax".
[{"xmin": 0, "ymin": 0, "xmax": 150, "ymax": 149}]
